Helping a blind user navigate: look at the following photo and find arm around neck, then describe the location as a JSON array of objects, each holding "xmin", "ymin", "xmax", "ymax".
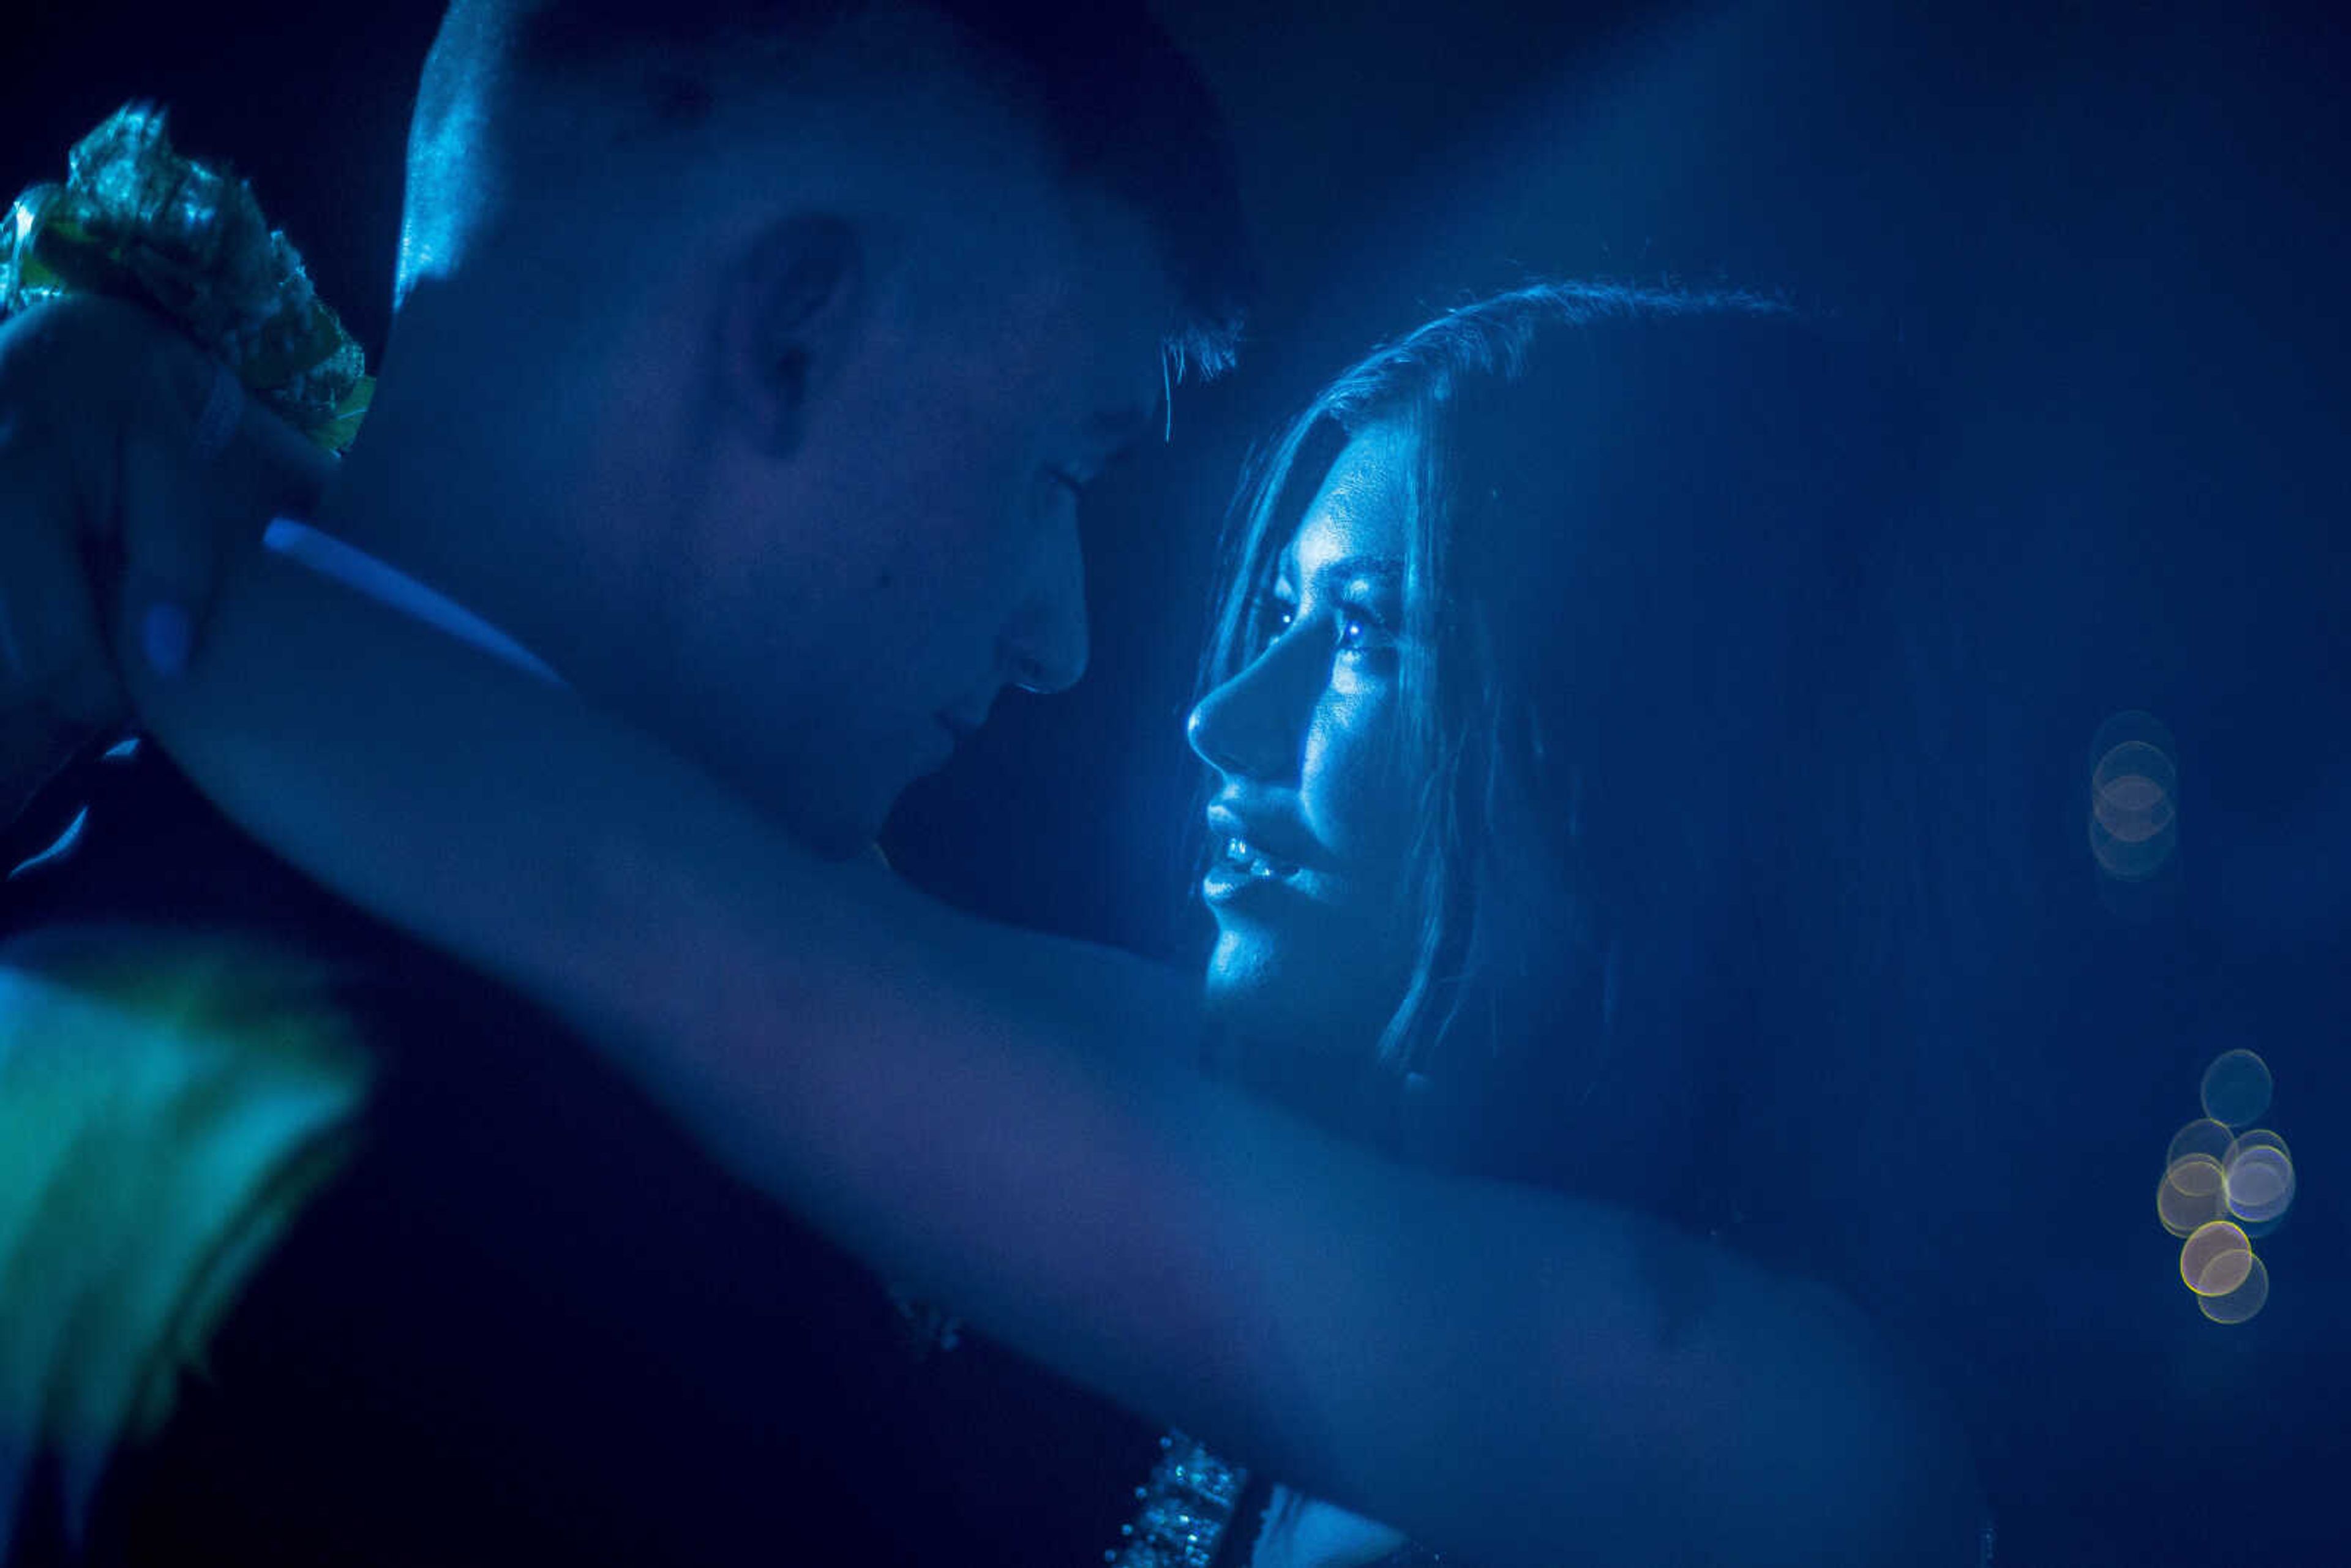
[{"xmin": 117, "ymin": 543, "xmax": 1985, "ymax": 1568}]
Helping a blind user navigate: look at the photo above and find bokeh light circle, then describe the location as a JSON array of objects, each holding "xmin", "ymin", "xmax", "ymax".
[
  {"xmin": 2088, "ymin": 713, "xmax": 2178, "ymax": 880},
  {"xmin": 2093, "ymin": 742, "xmax": 2178, "ymax": 842},
  {"xmin": 2180, "ymin": 1220, "xmax": 2254, "ymax": 1297},
  {"xmin": 2230, "ymin": 1127, "xmax": 2292, "ymax": 1163},
  {"xmin": 2088, "ymin": 813, "xmax": 2176, "ymax": 881},
  {"xmin": 2158, "ymin": 1156, "xmax": 2229, "ymax": 1237},
  {"xmin": 2199, "ymin": 1049, "xmax": 2274, "ymax": 1128},
  {"xmin": 2165, "ymin": 1118, "xmax": 2237, "ymax": 1171},
  {"xmin": 2224, "ymin": 1142, "xmax": 2297, "ymax": 1225},
  {"xmin": 2198, "ymin": 1252, "xmax": 2271, "ymax": 1325},
  {"xmin": 2169, "ymin": 1154, "xmax": 2225, "ymax": 1196}
]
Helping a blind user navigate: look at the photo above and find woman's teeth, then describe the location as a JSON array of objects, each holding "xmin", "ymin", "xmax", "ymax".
[{"xmin": 1224, "ymin": 836, "xmax": 1299, "ymax": 879}]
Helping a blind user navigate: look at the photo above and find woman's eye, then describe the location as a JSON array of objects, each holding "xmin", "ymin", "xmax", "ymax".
[
  {"xmin": 1335, "ymin": 605, "xmax": 1395, "ymax": 658},
  {"xmin": 1254, "ymin": 596, "xmax": 1297, "ymax": 650},
  {"xmin": 1250, "ymin": 592, "xmax": 1392, "ymax": 662}
]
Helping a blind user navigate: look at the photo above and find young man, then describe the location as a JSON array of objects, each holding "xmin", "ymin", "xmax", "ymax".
[
  {"xmin": 0, "ymin": 3, "xmax": 1250, "ymax": 1563},
  {"xmin": 1, "ymin": 7, "xmax": 1987, "ymax": 1566}
]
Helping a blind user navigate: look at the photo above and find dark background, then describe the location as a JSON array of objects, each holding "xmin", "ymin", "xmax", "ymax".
[{"xmin": 9, "ymin": 1, "xmax": 2347, "ymax": 1561}]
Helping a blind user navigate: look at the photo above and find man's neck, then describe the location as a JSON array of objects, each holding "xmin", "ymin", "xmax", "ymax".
[
  {"xmin": 307, "ymin": 353, "xmax": 598, "ymax": 699},
  {"xmin": 315, "ymin": 396, "xmax": 505, "ymax": 612}
]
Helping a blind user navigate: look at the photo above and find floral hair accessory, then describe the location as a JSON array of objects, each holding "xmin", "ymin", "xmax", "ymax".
[{"xmin": 0, "ymin": 103, "xmax": 372, "ymax": 452}]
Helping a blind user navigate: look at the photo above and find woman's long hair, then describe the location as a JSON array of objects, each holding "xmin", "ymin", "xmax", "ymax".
[{"xmin": 1196, "ymin": 282, "xmax": 2025, "ymax": 1316}]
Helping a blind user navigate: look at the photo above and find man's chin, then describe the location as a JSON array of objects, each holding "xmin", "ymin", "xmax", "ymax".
[
  {"xmin": 795, "ymin": 803, "xmax": 896, "ymax": 863},
  {"xmin": 724, "ymin": 778, "xmax": 892, "ymax": 864},
  {"xmin": 699, "ymin": 745, "xmax": 896, "ymax": 863}
]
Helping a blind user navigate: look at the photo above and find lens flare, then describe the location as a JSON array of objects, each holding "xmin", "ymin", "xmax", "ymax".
[{"xmin": 2199, "ymin": 1049, "xmax": 2274, "ymax": 1128}]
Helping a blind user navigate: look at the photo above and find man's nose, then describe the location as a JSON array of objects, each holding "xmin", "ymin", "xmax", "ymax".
[{"xmin": 1002, "ymin": 512, "xmax": 1090, "ymax": 695}]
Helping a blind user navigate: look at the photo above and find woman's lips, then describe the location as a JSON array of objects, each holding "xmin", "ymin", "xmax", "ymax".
[{"xmin": 1202, "ymin": 833, "xmax": 1308, "ymax": 904}]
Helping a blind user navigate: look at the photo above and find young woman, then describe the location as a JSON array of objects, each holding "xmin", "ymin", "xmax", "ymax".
[
  {"xmin": 1134, "ymin": 283, "xmax": 2003, "ymax": 1567},
  {"xmin": 0, "ymin": 282, "xmax": 1990, "ymax": 1566}
]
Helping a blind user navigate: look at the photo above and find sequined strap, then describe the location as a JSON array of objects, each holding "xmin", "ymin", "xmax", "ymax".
[{"xmin": 1106, "ymin": 1431, "xmax": 1252, "ymax": 1568}]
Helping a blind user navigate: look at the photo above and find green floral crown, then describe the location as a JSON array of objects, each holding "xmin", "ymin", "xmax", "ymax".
[{"xmin": 0, "ymin": 103, "xmax": 372, "ymax": 452}]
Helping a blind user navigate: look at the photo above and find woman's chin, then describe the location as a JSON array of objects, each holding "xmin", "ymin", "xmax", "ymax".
[{"xmin": 1202, "ymin": 942, "xmax": 1393, "ymax": 1064}]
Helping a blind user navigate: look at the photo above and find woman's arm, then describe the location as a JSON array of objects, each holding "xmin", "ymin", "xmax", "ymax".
[
  {"xmin": 107, "ymin": 528, "xmax": 1983, "ymax": 1567},
  {"xmin": 0, "ymin": 300, "xmax": 1981, "ymax": 1560}
]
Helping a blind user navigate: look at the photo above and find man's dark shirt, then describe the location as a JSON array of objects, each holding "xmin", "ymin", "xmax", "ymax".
[{"xmin": 2, "ymin": 746, "xmax": 1158, "ymax": 1566}]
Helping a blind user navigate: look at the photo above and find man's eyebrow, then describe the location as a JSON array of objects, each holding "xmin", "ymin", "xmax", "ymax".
[{"xmin": 1089, "ymin": 400, "xmax": 1160, "ymax": 449}]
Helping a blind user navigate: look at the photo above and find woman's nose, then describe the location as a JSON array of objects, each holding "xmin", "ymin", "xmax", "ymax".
[{"xmin": 1186, "ymin": 648, "xmax": 1303, "ymax": 782}]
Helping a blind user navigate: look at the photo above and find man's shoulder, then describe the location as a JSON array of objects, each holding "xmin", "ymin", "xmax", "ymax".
[
  {"xmin": 0, "ymin": 899, "xmax": 374, "ymax": 1560},
  {"xmin": 0, "ymin": 740, "xmax": 565, "ymax": 1064},
  {"xmin": 0, "ymin": 748, "xmax": 969, "ymax": 1562},
  {"xmin": 10, "ymin": 739, "xmax": 382, "ymax": 934},
  {"xmin": 0, "ymin": 747, "xmax": 1176, "ymax": 1568}
]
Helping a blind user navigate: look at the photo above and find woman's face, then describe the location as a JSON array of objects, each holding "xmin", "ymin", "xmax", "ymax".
[{"xmin": 1188, "ymin": 422, "xmax": 1423, "ymax": 1053}]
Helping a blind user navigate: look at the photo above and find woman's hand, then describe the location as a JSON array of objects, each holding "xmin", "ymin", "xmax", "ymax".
[
  {"xmin": 1247, "ymin": 1488, "xmax": 1412, "ymax": 1568},
  {"xmin": 0, "ymin": 295, "xmax": 328, "ymax": 822}
]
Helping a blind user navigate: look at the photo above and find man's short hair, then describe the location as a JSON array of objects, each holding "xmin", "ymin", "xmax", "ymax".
[{"xmin": 412, "ymin": 0, "xmax": 1253, "ymax": 377}]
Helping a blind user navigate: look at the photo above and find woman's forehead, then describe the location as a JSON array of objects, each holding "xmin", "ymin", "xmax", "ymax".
[{"xmin": 1280, "ymin": 422, "xmax": 1414, "ymax": 582}]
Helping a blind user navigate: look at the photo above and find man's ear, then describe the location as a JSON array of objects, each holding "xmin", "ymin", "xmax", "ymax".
[{"xmin": 718, "ymin": 214, "xmax": 865, "ymax": 456}]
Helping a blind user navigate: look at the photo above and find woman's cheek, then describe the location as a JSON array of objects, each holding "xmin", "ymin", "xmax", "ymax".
[{"xmin": 1302, "ymin": 689, "xmax": 1414, "ymax": 879}]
